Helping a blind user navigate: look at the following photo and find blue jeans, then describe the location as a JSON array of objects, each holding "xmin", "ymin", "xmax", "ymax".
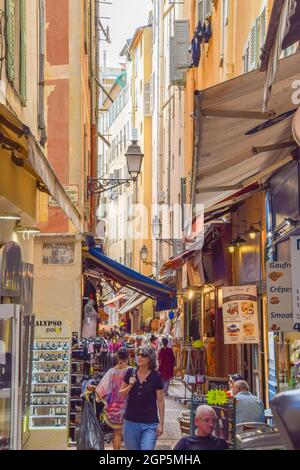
[{"xmin": 123, "ymin": 419, "xmax": 158, "ymax": 450}]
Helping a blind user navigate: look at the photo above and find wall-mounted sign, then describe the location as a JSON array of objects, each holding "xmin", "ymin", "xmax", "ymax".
[
  {"xmin": 290, "ymin": 237, "xmax": 300, "ymax": 330},
  {"xmin": 266, "ymin": 261, "xmax": 293, "ymax": 332},
  {"xmin": 49, "ymin": 185, "xmax": 79, "ymax": 207},
  {"xmin": 42, "ymin": 243, "xmax": 75, "ymax": 265},
  {"xmin": 222, "ymin": 286, "xmax": 259, "ymax": 344},
  {"xmin": 35, "ymin": 318, "xmax": 71, "ymax": 338}
]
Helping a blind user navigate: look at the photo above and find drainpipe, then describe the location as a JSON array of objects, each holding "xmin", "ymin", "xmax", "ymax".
[
  {"xmin": 38, "ymin": 0, "xmax": 47, "ymax": 147},
  {"xmin": 157, "ymin": 0, "xmax": 164, "ymax": 274}
]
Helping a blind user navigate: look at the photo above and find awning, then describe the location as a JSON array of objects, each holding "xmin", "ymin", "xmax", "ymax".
[
  {"xmin": 84, "ymin": 247, "xmax": 177, "ymax": 311},
  {"xmin": 103, "ymin": 292, "xmax": 127, "ymax": 306},
  {"xmin": 161, "ymin": 249, "xmax": 195, "ymax": 271},
  {"xmin": 0, "ymin": 103, "xmax": 82, "ymax": 231},
  {"xmin": 193, "ymin": 52, "xmax": 300, "ymax": 212},
  {"xmin": 118, "ymin": 293, "xmax": 148, "ymax": 315}
]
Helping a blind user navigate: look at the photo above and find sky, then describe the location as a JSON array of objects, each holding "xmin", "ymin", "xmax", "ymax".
[{"xmin": 100, "ymin": 0, "xmax": 152, "ymax": 68}]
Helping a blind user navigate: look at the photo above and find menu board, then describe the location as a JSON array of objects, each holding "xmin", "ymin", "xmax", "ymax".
[
  {"xmin": 290, "ymin": 237, "xmax": 300, "ymax": 331},
  {"xmin": 266, "ymin": 261, "xmax": 294, "ymax": 332},
  {"xmin": 222, "ymin": 286, "xmax": 259, "ymax": 344}
]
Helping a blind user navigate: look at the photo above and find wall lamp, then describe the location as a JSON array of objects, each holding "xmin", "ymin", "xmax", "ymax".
[
  {"xmin": 245, "ymin": 223, "xmax": 261, "ymax": 240},
  {"xmin": 87, "ymin": 138, "xmax": 144, "ymax": 196},
  {"xmin": 140, "ymin": 245, "xmax": 158, "ymax": 267}
]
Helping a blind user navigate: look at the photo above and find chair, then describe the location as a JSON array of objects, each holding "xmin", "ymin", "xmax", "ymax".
[
  {"xmin": 177, "ymin": 410, "xmax": 190, "ymax": 437},
  {"xmin": 270, "ymin": 389, "xmax": 300, "ymax": 450}
]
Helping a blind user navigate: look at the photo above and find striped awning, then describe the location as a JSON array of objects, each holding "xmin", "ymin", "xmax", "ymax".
[{"xmin": 84, "ymin": 247, "xmax": 177, "ymax": 311}]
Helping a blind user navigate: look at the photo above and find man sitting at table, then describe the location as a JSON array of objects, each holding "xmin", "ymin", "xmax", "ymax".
[
  {"xmin": 233, "ymin": 380, "xmax": 265, "ymax": 424},
  {"xmin": 174, "ymin": 405, "xmax": 228, "ymax": 450}
]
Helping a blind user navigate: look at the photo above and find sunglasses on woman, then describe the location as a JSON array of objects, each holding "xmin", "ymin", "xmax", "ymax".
[{"xmin": 137, "ymin": 353, "xmax": 148, "ymax": 358}]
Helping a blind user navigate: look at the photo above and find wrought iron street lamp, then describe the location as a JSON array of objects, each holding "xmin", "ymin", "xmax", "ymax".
[
  {"xmin": 151, "ymin": 216, "xmax": 176, "ymax": 246},
  {"xmin": 140, "ymin": 244, "xmax": 158, "ymax": 267},
  {"xmin": 87, "ymin": 138, "xmax": 144, "ymax": 195}
]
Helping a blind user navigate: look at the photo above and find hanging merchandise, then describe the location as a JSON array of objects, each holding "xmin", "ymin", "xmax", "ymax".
[
  {"xmin": 82, "ymin": 299, "xmax": 98, "ymax": 339},
  {"xmin": 169, "ymin": 310, "xmax": 175, "ymax": 320},
  {"xmin": 204, "ymin": 21, "xmax": 212, "ymax": 43},
  {"xmin": 190, "ymin": 21, "xmax": 204, "ymax": 67}
]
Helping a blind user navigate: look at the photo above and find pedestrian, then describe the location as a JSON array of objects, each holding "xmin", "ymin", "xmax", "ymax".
[
  {"xmin": 233, "ymin": 380, "xmax": 265, "ymax": 424},
  {"xmin": 228, "ymin": 373, "xmax": 244, "ymax": 397},
  {"xmin": 94, "ymin": 347, "xmax": 130, "ymax": 450},
  {"xmin": 119, "ymin": 346, "xmax": 165, "ymax": 450},
  {"xmin": 158, "ymin": 337, "xmax": 175, "ymax": 396},
  {"xmin": 149, "ymin": 334, "xmax": 157, "ymax": 351},
  {"xmin": 174, "ymin": 405, "xmax": 228, "ymax": 450}
]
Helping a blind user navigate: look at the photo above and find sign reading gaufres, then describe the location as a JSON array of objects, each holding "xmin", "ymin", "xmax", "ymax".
[
  {"xmin": 48, "ymin": 185, "xmax": 79, "ymax": 207},
  {"xmin": 290, "ymin": 236, "xmax": 300, "ymax": 331},
  {"xmin": 266, "ymin": 261, "xmax": 293, "ymax": 332},
  {"xmin": 222, "ymin": 286, "xmax": 259, "ymax": 344}
]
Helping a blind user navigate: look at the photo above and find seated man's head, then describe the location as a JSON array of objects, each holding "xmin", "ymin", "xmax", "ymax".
[
  {"xmin": 233, "ymin": 380, "xmax": 249, "ymax": 396},
  {"xmin": 195, "ymin": 405, "xmax": 217, "ymax": 437}
]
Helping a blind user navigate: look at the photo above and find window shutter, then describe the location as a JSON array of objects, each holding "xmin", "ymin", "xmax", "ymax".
[
  {"xmin": 6, "ymin": 0, "xmax": 15, "ymax": 83},
  {"xmin": 144, "ymin": 81, "xmax": 151, "ymax": 116},
  {"xmin": 170, "ymin": 20, "xmax": 189, "ymax": 86},
  {"xmin": 249, "ymin": 24, "xmax": 257, "ymax": 71},
  {"xmin": 150, "ymin": 72, "xmax": 154, "ymax": 113},
  {"xmin": 181, "ymin": 177, "xmax": 186, "ymax": 231},
  {"xmin": 198, "ymin": 0, "xmax": 204, "ymax": 23},
  {"xmin": 204, "ymin": 0, "xmax": 212, "ymax": 19},
  {"xmin": 20, "ymin": 0, "xmax": 26, "ymax": 104},
  {"xmin": 243, "ymin": 44, "xmax": 249, "ymax": 74}
]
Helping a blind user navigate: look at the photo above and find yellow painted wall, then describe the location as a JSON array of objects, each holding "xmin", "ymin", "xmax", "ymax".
[
  {"xmin": 183, "ymin": 0, "xmax": 273, "ymax": 200},
  {"xmin": 131, "ymin": 26, "xmax": 153, "ymax": 276}
]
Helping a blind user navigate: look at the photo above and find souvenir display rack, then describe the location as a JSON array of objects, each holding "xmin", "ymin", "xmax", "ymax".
[{"xmin": 29, "ymin": 340, "xmax": 71, "ymax": 430}]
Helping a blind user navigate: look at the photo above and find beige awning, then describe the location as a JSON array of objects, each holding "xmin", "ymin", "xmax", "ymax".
[
  {"xmin": 0, "ymin": 103, "xmax": 82, "ymax": 231},
  {"xmin": 118, "ymin": 292, "xmax": 148, "ymax": 315},
  {"xmin": 193, "ymin": 52, "xmax": 299, "ymax": 212},
  {"xmin": 103, "ymin": 292, "xmax": 127, "ymax": 306}
]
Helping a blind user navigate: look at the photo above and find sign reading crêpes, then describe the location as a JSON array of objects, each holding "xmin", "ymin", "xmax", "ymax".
[
  {"xmin": 266, "ymin": 261, "xmax": 293, "ymax": 332},
  {"xmin": 49, "ymin": 185, "xmax": 79, "ymax": 207},
  {"xmin": 222, "ymin": 286, "xmax": 259, "ymax": 344}
]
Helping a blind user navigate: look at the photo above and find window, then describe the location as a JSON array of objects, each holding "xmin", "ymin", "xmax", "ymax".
[
  {"xmin": 197, "ymin": 0, "xmax": 212, "ymax": 23},
  {"xmin": 140, "ymin": 122, "xmax": 143, "ymax": 136},
  {"xmin": 120, "ymin": 130, "xmax": 123, "ymax": 154},
  {"xmin": 5, "ymin": 0, "xmax": 26, "ymax": 104},
  {"xmin": 123, "ymin": 124, "xmax": 126, "ymax": 148},
  {"xmin": 140, "ymin": 80, "xmax": 143, "ymax": 94}
]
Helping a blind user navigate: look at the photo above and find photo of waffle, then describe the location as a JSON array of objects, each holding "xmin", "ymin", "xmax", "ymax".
[
  {"xmin": 241, "ymin": 301, "xmax": 255, "ymax": 315},
  {"xmin": 270, "ymin": 296, "xmax": 280, "ymax": 305},
  {"xmin": 227, "ymin": 324, "xmax": 240, "ymax": 337},
  {"xmin": 268, "ymin": 271, "xmax": 283, "ymax": 282},
  {"xmin": 243, "ymin": 323, "xmax": 255, "ymax": 336},
  {"xmin": 226, "ymin": 303, "xmax": 239, "ymax": 315}
]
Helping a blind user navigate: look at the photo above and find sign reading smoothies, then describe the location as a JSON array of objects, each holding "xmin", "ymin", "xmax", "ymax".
[
  {"xmin": 222, "ymin": 286, "xmax": 259, "ymax": 344},
  {"xmin": 266, "ymin": 261, "xmax": 293, "ymax": 332},
  {"xmin": 290, "ymin": 237, "xmax": 300, "ymax": 330}
]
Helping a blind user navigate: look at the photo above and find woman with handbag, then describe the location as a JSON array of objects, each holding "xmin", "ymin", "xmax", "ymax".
[
  {"xmin": 94, "ymin": 347, "xmax": 129, "ymax": 450},
  {"xmin": 120, "ymin": 346, "xmax": 165, "ymax": 450}
]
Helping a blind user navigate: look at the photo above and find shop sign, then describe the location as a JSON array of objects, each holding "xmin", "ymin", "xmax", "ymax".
[
  {"xmin": 48, "ymin": 185, "xmax": 79, "ymax": 207},
  {"xmin": 222, "ymin": 286, "xmax": 259, "ymax": 344},
  {"xmin": 266, "ymin": 261, "xmax": 293, "ymax": 332},
  {"xmin": 35, "ymin": 318, "xmax": 71, "ymax": 338},
  {"xmin": 290, "ymin": 237, "xmax": 300, "ymax": 330},
  {"xmin": 42, "ymin": 243, "xmax": 75, "ymax": 265}
]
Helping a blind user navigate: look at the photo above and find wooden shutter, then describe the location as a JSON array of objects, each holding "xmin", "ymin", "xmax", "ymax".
[
  {"xmin": 6, "ymin": 0, "xmax": 15, "ymax": 83},
  {"xmin": 204, "ymin": 0, "xmax": 212, "ymax": 19},
  {"xmin": 144, "ymin": 81, "xmax": 151, "ymax": 116},
  {"xmin": 170, "ymin": 20, "xmax": 189, "ymax": 86},
  {"xmin": 20, "ymin": 0, "xmax": 26, "ymax": 104},
  {"xmin": 181, "ymin": 177, "xmax": 186, "ymax": 231},
  {"xmin": 198, "ymin": 0, "xmax": 204, "ymax": 23},
  {"xmin": 249, "ymin": 24, "xmax": 257, "ymax": 71}
]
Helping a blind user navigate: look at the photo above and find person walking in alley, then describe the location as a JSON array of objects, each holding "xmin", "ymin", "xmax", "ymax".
[
  {"xmin": 158, "ymin": 337, "xmax": 175, "ymax": 396},
  {"xmin": 233, "ymin": 380, "xmax": 265, "ymax": 424},
  {"xmin": 94, "ymin": 347, "xmax": 129, "ymax": 450},
  {"xmin": 120, "ymin": 346, "xmax": 165, "ymax": 450},
  {"xmin": 174, "ymin": 405, "xmax": 228, "ymax": 450}
]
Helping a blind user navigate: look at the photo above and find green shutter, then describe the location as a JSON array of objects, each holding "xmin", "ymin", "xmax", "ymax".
[
  {"xmin": 20, "ymin": 0, "xmax": 26, "ymax": 104},
  {"xmin": 5, "ymin": 0, "xmax": 15, "ymax": 83}
]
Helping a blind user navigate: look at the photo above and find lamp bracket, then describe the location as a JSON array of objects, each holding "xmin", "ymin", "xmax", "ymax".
[{"xmin": 87, "ymin": 176, "xmax": 136, "ymax": 195}]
